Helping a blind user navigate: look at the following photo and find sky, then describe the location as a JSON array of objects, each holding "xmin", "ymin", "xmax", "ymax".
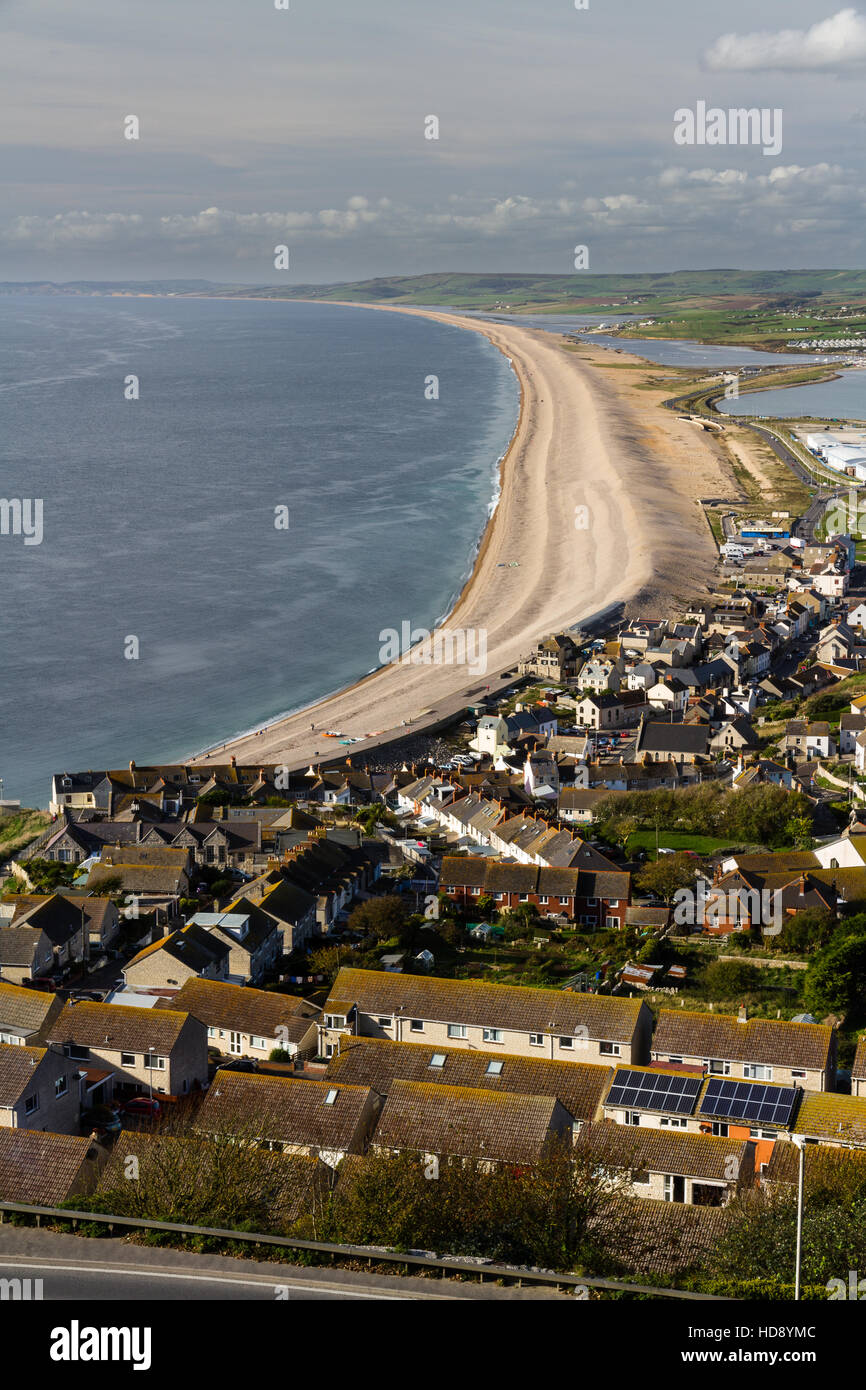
[{"xmin": 2, "ymin": 0, "xmax": 866, "ymax": 281}]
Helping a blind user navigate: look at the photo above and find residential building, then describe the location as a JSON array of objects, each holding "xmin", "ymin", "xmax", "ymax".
[
  {"xmin": 320, "ymin": 967, "xmax": 653, "ymax": 1066},
  {"xmin": 651, "ymin": 1008, "xmax": 836, "ymax": 1092},
  {"xmin": 0, "ymin": 1128, "xmax": 102, "ymax": 1204},
  {"xmin": 371, "ymin": 1078, "xmax": 575, "ymax": 1168},
  {"xmin": 195, "ymin": 1071, "xmax": 381, "ymax": 1166},
  {"xmin": 0, "ymin": 1044, "xmax": 82, "ymax": 1133},
  {"xmin": 164, "ymin": 977, "xmax": 320, "ymax": 1060},
  {"xmin": 48, "ymin": 1001, "xmax": 208, "ymax": 1099}
]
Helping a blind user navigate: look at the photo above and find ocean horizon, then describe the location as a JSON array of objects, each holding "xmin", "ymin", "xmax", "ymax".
[{"xmin": 0, "ymin": 297, "xmax": 519, "ymax": 807}]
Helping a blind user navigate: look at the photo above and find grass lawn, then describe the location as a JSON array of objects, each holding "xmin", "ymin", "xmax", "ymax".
[
  {"xmin": 0, "ymin": 809, "xmax": 50, "ymax": 861},
  {"xmin": 627, "ymin": 829, "xmax": 742, "ymax": 857}
]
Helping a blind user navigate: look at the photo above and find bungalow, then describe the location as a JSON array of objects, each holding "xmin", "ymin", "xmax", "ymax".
[
  {"xmin": 371, "ymin": 1078, "xmax": 575, "ymax": 1168},
  {"xmin": 160, "ymin": 977, "xmax": 321, "ymax": 1061},
  {"xmin": 578, "ymin": 1122, "xmax": 754, "ymax": 1206},
  {"xmin": 324, "ymin": 1036, "xmax": 611, "ymax": 1126},
  {"xmin": 0, "ymin": 1127, "xmax": 102, "ymax": 1204},
  {"xmin": 0, "ymin": 980, "xmax": 64, "ymax": 1047},
  {"xmin": 320, "ymin": 967, "xmax": 653, "ymax": 1067},
  {"xmin": 195, "ymin": 1071, "xmax": 381, "ymax": 1167},
  {"xmin": 48, "ymin": 1001, "xmax": 208, "ymax": 1099},
  {"xmin": 651, "ymin": 1008, "xmax": 836, "ymax": 1093}
]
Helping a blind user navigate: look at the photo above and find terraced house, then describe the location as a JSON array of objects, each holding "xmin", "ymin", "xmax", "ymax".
[
  {"xmin": 439, "ymin": 856, "xmax": 629, "ymax": 927},
  {"xmin": 579, "ymin": 1122, "xmax": 754, "ymax": 1207},
  {"xmin": 163, "ymin": 977, "xmax": 320, "ymax": 1061},
  {"xmin": 320, "ymin": 968, "xmax": 652, "ymax": 1067},
  {"xmin": 651, "ymin": 1008, "xmax": 836, "ymax": 1093}
]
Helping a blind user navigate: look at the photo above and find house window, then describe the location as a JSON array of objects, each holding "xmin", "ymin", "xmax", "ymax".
[
  {"xmin": 600, "ymin": 1042, "xmax": 621, "ymax": 1057},
  {"xmin": 743, "ymin": 1064, "xmax": 772, "ymax": 1081},
  {"xmin": 447, "ymin": 1024, "xmax": 467, "ymax": 1039},
  {"xmin": 325, "ymin": 1014, "xmax": 345, "ymax": 1030},
  {"xmin": 24, "ymin": 1094, "xmax": 39, "ymax": 1114},
  {"xmin": 539, "ymin": 896, "xmax": 549, "ymax": 905},
  {"xmin": 559, "ymin": 1036, "xmax": 574, "ymax": 1050},
  {"xmin": 55, "ymin": 1076, "xmax": 68, "ymax": 1098},
  {"xmin": 409, "ymin": 1020, "xmax": 424, "ymax": 1033},
  {"xmin": 749, "ymin": 1129, "xmax": 777, "ymax": 1140},
  {"xmin": 377, "ymin": 1017, "xmax": 392, "ymax": 1027},
  {"xmin": 250, "ymin": 1037, "xmax": 266, "ymax": 1050},
  {"xmin": 660, "ymin": 1116, "xmax": 687, "ymax": 1129},
  {"xmin": 791, "ymin": 1070, "xmax": 806, "ymax": 1080},
  {"xmin": 631, "ymin": 1170, "xmax": 650, "ymax": 1185},
  {"xmin": 606, "ymin": 917, "xmax": 620, "ymax": 929},
  {"xmin": 708, "ymin": 1059, "xmax": 731, "ymax": 1076},
  {"xmin": 471, "ymin": 887, "xmax": 480, "ymax": 896},
  {"xmin": 483, "ymin": 1028, "xmax": 503, "ymax": 1044},
  {"xmin": 144, "ymin": 1054, "xmax": 166, "ymax": 1070},
  {"xmin": 486, "ymin": 1060, "xmax": 504, "ymax": 1076},
  {"xmin": 623, "ymin": 1111, "xmax": 641, "ymax": 1126},
  {"xmin": 65, "ymin": 1045, "xmax": 89, "ymax": 1062},
  {"xmin": 324, "ymin": 1089, "xmax": 338, "ymax": 1105},
  {"xmin": 711, "ymin": 1122, "xmax": 729, "ymax": 1138},
  {"xmin": 519, "ymin": 895, "xmax": 529, "ymax": 903},
  {"xmin": 120, "ymin": 1053, "xmax": 136, "ymax": 1066},
  {"xmin": 429, "ymin": 1053, "xmax": 446, "ymax": 1069},
  {"xmin": 529, "ymin": 1033, "xmax": 544, "ymax": 1047}
]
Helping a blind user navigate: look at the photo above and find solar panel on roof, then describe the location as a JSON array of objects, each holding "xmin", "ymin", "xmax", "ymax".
[
  {"xmin": 607, "ymin": 1068, "xmax": 701, "ymax": 1115},
  {"xmin": 699, "ymin": 1077, "xmax": 799, "ymax": 1128}
]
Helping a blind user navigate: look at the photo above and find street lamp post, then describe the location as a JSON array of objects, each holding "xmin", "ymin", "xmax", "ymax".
[
  {"xmin": 793, "ymin": 1135, "xmax": 806, "ymax": 1301},
  {"xmin": 147, "ymin": 1046, "xmax": 155, "ymax": 1103}
]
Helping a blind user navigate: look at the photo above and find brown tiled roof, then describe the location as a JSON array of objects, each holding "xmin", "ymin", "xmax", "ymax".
[
  {"xmin": 325, "ymin": 1038, "xmax": 610, "ymax": 1121},
  {"xmin": 0, "ymin": 980, "xmax": 63, "ymax": 1039},
  {"xmin": 589, "ymin": 1197, "xmax": 729, "ymax": 1278},
  {"xmin": 48, "ymin": 1001, "xmax": 192, "ymax": 1053},
  {"xmin": 166, "ymin": 978, "xmax": 320, "ymax": 1045},
  {"xmin": 439, "ymin": 857, "xmax": 488, "ymax": 890},
  {"xmin": 793, "ymin": 1092, "xmax": 866, "ymax": 1146},
  {"xmin": 652, "ymin": 1009, "xmax": 833, "ymax": 1071},
  {"xmin": 196, "ymin": 1071, "xmax": 375, "ymax": 1149},
  {"xmin": 0, "ymin": 1044, "xmax": 48, "ymax": 1106},
  {"xmin": 0, "ymin": 1128, "xmax": 93, "ymax": 1204},
  {"xmin": 578, "ymin": 1121, "xmax": 752, "ymax": 1181},
  {"xmin": 372, "ymin": 1079, "xmax": 564, "ymax": 1163},
  {"xmin": 328, "ymin": 967, "xmax": 645, "ymax": 1043},
  {"xmin": 853, "ymin": 1037, "xmax": 866, "ymax": 1082}
]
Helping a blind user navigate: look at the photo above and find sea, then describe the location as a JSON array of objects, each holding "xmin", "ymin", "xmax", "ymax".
[{"xmin": 0, "ymin": 297, "xmax": 519, "ymax": 808}]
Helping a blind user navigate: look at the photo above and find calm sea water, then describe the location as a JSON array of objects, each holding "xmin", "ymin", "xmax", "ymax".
[
  {"xmin": 0, "ymin": 297, "xmax": 519, "ymax": 807},
  {"xmin": 716, "ymin": 371, "xmax": 866, "ymax": 421}
]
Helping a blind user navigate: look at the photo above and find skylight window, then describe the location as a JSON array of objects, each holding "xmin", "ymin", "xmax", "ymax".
[
  {"xmin": 486, "ymin": 1061, "xmax": 504, "ymax": 1076},
  {"xmin": 324, "ymin": 1088, "xmax": 338, "ymax": 1105},
  {"xmin": 429, "ymin": 1053, "xmax": 446, "ymax": 1069}
]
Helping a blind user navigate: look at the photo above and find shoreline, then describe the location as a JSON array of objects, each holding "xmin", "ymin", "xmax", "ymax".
[{"xmin": 175, "ymin": 300, "xmax": 729, "ymax": 772}]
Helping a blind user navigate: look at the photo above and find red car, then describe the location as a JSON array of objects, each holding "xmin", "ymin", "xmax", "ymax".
[{"xmin": 122, "ymin": 1097, "xmax": 161, "ymax": 1118}]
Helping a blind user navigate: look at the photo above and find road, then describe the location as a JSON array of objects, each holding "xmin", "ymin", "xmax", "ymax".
[{"xmin": 0, "ymin": 1227, "xmax": 569, "ymax": 1301}]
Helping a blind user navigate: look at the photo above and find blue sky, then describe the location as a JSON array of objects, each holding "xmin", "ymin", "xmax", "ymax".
[{"xmin": 2, "ymin": 0, "xmax": 866, "ymax": 280}]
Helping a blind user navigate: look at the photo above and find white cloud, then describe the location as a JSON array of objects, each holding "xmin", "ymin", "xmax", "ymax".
[{"xmin": 704, "ymin": 8, "xmax": 866, "ymax": 72}]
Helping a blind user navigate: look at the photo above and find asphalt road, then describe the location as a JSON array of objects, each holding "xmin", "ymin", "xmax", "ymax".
[{"xmin": 0, "ymin": 1227, "xmax": 569, "ymax": 1301}]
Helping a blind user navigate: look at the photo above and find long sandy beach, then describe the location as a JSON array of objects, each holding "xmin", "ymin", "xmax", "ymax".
[{"xmin": 189, "ymin": 305, "xmax": 731, "ymax": 771}]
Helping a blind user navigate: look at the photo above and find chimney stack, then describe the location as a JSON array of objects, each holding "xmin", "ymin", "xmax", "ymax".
[{"xmin": 737, "ymin": 1004, "xmax": 747, "ymax": 1024}]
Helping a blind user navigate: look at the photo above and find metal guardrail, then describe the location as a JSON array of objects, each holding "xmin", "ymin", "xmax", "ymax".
[{"xmin": 0, "ymin": 1199, "xmax": 733, "ymax": 1300}]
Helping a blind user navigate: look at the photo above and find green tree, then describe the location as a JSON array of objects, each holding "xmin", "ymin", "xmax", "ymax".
[
  {"xmin": 348, "ymin": 895, "xmax": 407, "ymax": 941},
  {"xmin": 802, "ymin": 927, "xmax": 866, "ymax": 1016},
  {"xmin": 636, "ymin": 853, "xmax": 700, "ymax": 904}
]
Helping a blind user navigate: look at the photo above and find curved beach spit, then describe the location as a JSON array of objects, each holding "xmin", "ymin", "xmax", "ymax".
[{"xmin": 189, "ymin": 306, "xmax": 730, "ymax": 770}]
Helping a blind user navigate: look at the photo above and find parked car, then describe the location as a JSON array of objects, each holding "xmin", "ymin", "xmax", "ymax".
[
  {"xmin": 69, "ymin": 989, "xmax": 103, "ymax": 1003},
  {"xmin": 121, "ymin": 1096, "xmax": 161, "ymax": 1119}
]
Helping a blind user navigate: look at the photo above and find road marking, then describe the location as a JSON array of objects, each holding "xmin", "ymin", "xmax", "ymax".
[{"xmin": 0, "ymin": 1259, "xmax": 413, "ymax": 1299}]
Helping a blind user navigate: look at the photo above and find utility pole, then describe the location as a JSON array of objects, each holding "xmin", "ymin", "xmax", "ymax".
[{"xmin": 793, "ymin": 1135, "xmax": 806, "ymax": 1301}]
